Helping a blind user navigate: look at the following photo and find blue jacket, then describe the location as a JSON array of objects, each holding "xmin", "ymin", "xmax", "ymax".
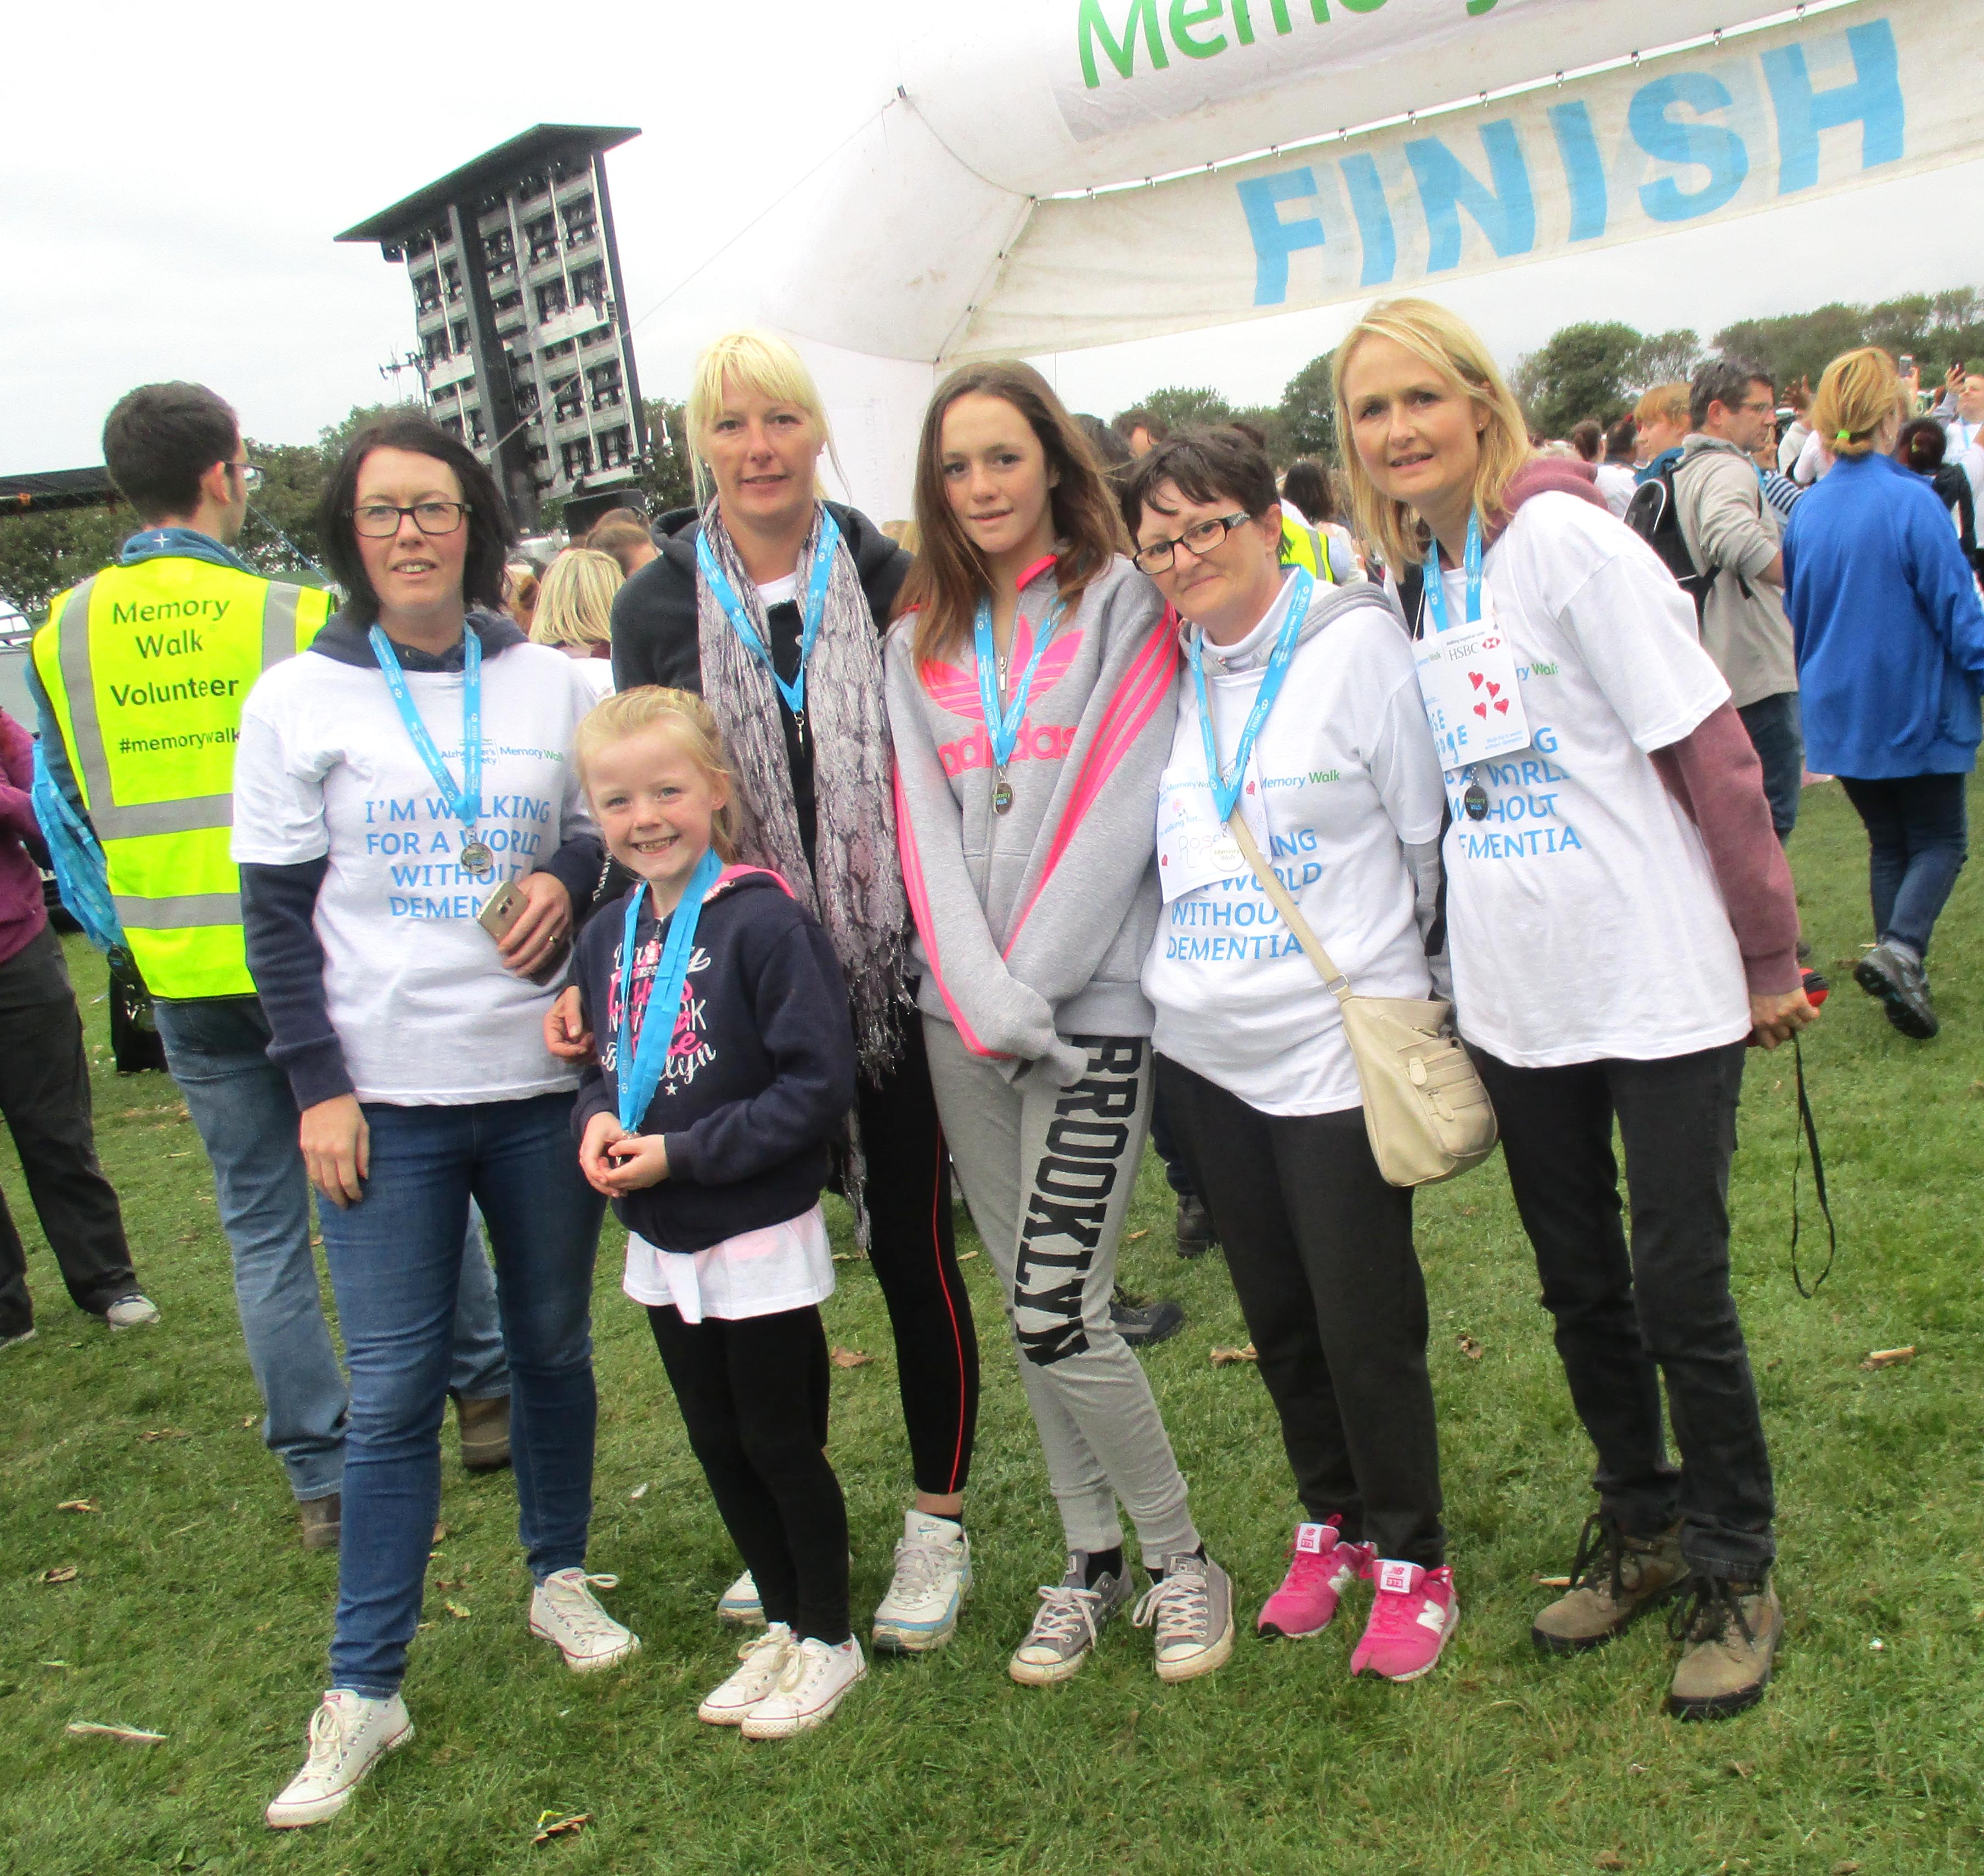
[{"xmin": 1783, "ymin": 451, "xmax": 1984, "ymax": 778}]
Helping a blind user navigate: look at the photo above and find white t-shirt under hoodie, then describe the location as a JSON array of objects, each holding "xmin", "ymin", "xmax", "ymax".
[
  {"xmin": 232, "ymin": 636, "xmax": 599, "ymax": 1104},
  {"xmin": 1436, "ymin": 492, "xmax": 1751, "ymax": 1069},
  {"xmin": 1143, "ymin": 574, "xmax": 1447, "ymax": 1116}
]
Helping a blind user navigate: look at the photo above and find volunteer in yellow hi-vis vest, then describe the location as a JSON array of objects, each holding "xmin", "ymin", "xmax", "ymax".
[{"xmin": 27, "ymin": 383, "xmax": 511, "ymax": 1544}]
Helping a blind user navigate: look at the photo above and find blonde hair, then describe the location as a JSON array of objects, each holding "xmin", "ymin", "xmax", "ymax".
[
  {"xmin": 573, "ymin": 686, "xmax": 739, "ymax": 862},
  {"xmin": 1333, "ymin": 296, "xmax": 1534, "ymax": 573},
  {"xmin": 1634, "ymin": 382, "xmax": 1690, "ymax": 430},
  {"xmin": 531, "ymin": 548, "xmax": 622, "ymax": 650},
  {"xmin": 684, "ymin": 329, "xmax": 847, "ymax": 508},
  {"xmin": 1811, "ymin": 347, "xmax": 1900, "ymax": 459}
]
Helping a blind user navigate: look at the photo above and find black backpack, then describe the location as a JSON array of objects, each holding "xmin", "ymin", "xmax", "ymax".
[{"xmin": 1622, "ymin": 459, "xmax": 1719, "ymax": 620}]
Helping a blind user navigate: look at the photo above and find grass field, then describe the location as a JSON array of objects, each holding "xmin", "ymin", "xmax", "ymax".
[{"xmin": 2, "ymin": 775, "xmax": 1981, "ymax": 1876}]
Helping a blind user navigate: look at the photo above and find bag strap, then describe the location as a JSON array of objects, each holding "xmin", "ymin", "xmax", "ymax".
[{"xmin": 1225, "ymin": 807, "xmax": 1353, "ymax": 1007}]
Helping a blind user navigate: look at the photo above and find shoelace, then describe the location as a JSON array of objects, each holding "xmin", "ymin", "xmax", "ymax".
[
  {"xmin": 542, "ymin": 1572, "xmax": 624, "ymax": 1643},
  {"xmin": 1668, "ymin": 1575, "xmax": 1757, "ymax": 1650},
  {"xmin": 1361, "ymin": 1578, "xmax": 1429, "ymax": 1643},
  {"xmin": 1132, "ymin": 1568, "xmax": 1208, "ymax": 1645},
  {"xmin": 735, "ymin": 1627, "xmax": 792, "ymax": 1673},
  {"xmin": 1565, "ymin": 1511, "xmax": 1627, "ymax": 1603},
  {"xmin": 1026, "ymin": 1583, "xmax": 1106, "ymax": 1652},
  {"xmin": 770, "ymin": 1638, "xmax": 835, "ymax": 1696},
  {"xmin": 888, "ymin": 1535, "xmax": 954, "ymax": 1603},
  {"xmin": 300, "ymin": 1698, "xmax": 356, "ymax": 1776}
]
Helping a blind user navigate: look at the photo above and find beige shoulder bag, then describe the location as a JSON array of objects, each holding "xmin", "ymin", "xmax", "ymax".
[{"xmin": 1226, "ymin": 808, "xmax": 1496, "ymax": 1188}]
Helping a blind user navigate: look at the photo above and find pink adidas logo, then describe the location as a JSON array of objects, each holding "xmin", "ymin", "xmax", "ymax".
[{"xmin": 927, "ymin": 615, "xmax": 1082, "ymax": 778}]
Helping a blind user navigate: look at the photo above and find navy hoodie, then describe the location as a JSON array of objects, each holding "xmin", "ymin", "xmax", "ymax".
[{"xmin": 571, "ymin": 866, "xmax": 856, "ymax": 1252}]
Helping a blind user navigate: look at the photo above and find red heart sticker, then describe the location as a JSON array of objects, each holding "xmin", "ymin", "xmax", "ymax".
[
  {"xmin": 1469, "ymin": 671, "xmax": 1484, "ymax": 690},
  {"xmin": 1494, "ymin": 698, "xmax": 1510, "ymax": 714},
  {"xmin": 1473, "ymin": 702, "xmax": 1489, "ymax": 719},
  {"xmin": 1486, "ymin": 681, "xmax": 1501, "ymax": 697}
]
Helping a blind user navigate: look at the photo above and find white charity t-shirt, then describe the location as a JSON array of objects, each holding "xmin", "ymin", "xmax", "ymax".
[
  {"xmin": 570, "ymin": 654, "xmax": 615, "ymax": 700},
  {"xmin": 622, "ymin": 1205, "xmax": 835, "ymax": 1325},
  {"xmin": 1593, "ymin": 461, "xmax": 1637, "ymax": 519},
  {"xmin": 1438, "ymin": 493, "xmax": 1751, "ymax": 1069},
  {"xmin": 1142, "ymin": 577, "xmax": 1447, "ymax": 1116},
  {"xmin": 232, "ymin": 638, "xmax": 599, "ymax": 1104}
]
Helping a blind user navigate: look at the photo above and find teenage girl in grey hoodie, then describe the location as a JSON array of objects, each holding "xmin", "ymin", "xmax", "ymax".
[{"xmin": 884, "ymin": 362, "xmax": 1233, "ymax": 1690}]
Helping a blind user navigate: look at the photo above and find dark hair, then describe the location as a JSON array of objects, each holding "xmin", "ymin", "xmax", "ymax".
[
  {"xmin": 1690, "ymin": 358, "xmax": 1770, "ymax": 433},
  {"xmin": 1118, "ymin": 427, "xmax": 1278, "ymax": 543},
  {"xmin": 1568, "ymin": 419, "xmax": 1604, "ymax": 463},
  {"xmin": 1075, "ymin": 413, "xmax": 1134, "ymax": 474},
  {"xmin": 317, "ymin": 414, "xmax": 517, "ymax": 621},
  {"xmin": 1897, "ymin": 417, "xmax": 1947, "ymax": 474},
  {"xmin": 897, "ymin": 361, "xmax": 1128, "ymax": 670},
  {"xmin": 1604, "ymin": 415, "xmax": 1639, "ymax": 461},
  {"xmin": 1112, "ymin": 408, "xmax": 1170, "ymax": 446},
  {"xmin": 1280, "ymin": 457, "xmax": 1334, "ymax": 525},
  {"xmin": 1230, "ymin": 419, "xmax": 1268, "ymax": 452},
  {"xmin": 101, "ymin": 382, "xmax": 240, "ymax": 522}
]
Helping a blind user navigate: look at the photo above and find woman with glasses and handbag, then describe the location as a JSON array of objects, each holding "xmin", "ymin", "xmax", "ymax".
[
  {"xmin": 1122, "ymin": 426, "xmax": 1460, "ymax": 1684},
  {"xmin": 1334, "ymin": 297, "xmax": 1814, "ymax": 1723},
  {"xmin": 234, "ymin": 414, "xmax": 633, "ymax": 1829},
  {"xmin": 886, "ymin": 361, "xmax": 1235, "ymax": 1690}
]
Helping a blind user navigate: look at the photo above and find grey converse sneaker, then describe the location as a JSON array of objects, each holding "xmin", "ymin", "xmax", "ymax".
[
  {"xmin": 1134, "ymin": 1552, "xmax": 1236, "ymax": 1682},
  {"xmin": 1008, "ymin": 1553, "xmax": 1134, "ymax": 1686}
]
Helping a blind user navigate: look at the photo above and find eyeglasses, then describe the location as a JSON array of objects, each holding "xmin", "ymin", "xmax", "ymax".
[
  {"xmin": 1132, "ymin": 511, "xmax": 1254, "ymax": 575},
  {"xmin": 228, "ymin": 460, "xmax": 264, "ymax": 491},
  {"xmin": 349, "ymin": 500, "xmax": 471, "ymax": 538}
]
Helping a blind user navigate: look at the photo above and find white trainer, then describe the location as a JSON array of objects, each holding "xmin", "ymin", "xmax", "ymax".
[
  {"xmin": 529, "ymin": 1568, "xmax": 641, "ymax": 1672},
  {"xmin": 697, "ymin": 1623, "xmax": 796, "ymax": 1725},
  {"xmin": 717, "ymin": 1568, "xmax": 765, "ymax": 1626},
  {"xmin": 265, "ymin": 1689, "xmax": 412, "ymax": 1828},
  {"xmin": 871, "ymin": 1510, "xmax": 971, "ymax": 1653},
  {"xmin": 741, "ymin": 1637, "xmax": 866, "ymax": 1740},
  {"xmin": 104, "ymin": 1293, "xmax": 161, "ymax": 1330}
]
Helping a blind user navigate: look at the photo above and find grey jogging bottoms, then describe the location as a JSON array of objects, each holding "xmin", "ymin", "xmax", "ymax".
[{"xmin": 923, "ymin": 1018, "xmax": 1199, "ymax": 1563}]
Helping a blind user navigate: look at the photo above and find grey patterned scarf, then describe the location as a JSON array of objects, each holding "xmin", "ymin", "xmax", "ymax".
[{"xmin": 694, "ymin": 499, "xmax": 908, "ymax": 1082}]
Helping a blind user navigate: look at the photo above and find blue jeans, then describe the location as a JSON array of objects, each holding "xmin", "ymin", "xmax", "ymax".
[
  {"xmin": 1737, "ymin": 692, "xmax": 1804, "ymax": 840},
  {"xmin": 1838, "ymin": 773, "xmax": 1971, "ymax": 958},
  {"xmin": 152, "ymin": 997, "xmax": 509, "ymax": 1502},
  {"xmin": 316, "ymin": 1092, "xmax": 604, "ymax": 1697}
]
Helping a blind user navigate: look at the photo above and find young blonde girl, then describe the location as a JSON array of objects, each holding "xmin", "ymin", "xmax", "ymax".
[{"xmin": 568, "ymin": 687, "xmax": 862, "ymax": 1737}]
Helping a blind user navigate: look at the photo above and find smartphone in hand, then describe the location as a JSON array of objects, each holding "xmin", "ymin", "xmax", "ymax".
[{"xmin": 477, "ymin": 879, "xmax": 527, "ymax": 943}]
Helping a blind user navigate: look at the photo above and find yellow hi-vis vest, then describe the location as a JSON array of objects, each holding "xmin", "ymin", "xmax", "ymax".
[
  {"xmin": 32, "ymin": 559, "xmax": 330, "ymax": 999},
  {"xmin": 1280, "ymin": 514, "xmax": 1335, "ymax": 583}
]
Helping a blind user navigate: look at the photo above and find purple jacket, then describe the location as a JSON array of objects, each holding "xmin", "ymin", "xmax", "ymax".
[{"xmin": 0, "ymin": 708, "xmax": 50, "ymax": 968}]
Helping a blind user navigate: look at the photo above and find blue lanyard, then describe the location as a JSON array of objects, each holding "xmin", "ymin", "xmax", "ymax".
[
  {"xmin": 1189, "ymin": 567, "xmax": 1312, "ymax": 824},
  {"xmin": 616, "ymin": 849, "xmax": 724, "ymax": 1131},
  {"xmin": 1421, "ymin": 512, "xmax": 1483, "ymax": 634},
  {"xmin": 369, "ymin": 623, "xmax": 481, "ymax": 838},
  {"xmin": 973, "ymin": 596, "xmax": 1064, "ymax": 770},
  {"xmin": 695, "ymin": 507, "xmax": 842, "ymax": 720}
]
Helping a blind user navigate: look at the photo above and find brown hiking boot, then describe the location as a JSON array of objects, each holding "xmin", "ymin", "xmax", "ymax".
[
  {"xmin": 1667, "ymin": 1575, "xmax": 1783, "ymax": 1720},
  {"xmin": 298, "ymin": 1493, "xmax": 341, "ymax": 1552},
  {"xmin": 1531, "ymin": 1513, "xmax": 1687, "ymax": 1655},
  {"xmin": 453, "ymin": 1391, "xmax": 512, "ymax": 1473}
]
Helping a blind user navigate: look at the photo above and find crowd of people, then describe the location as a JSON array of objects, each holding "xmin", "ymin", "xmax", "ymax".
[{"xmin": 5, "ymin": 300, "xmax": 1982, "ymax": 1829}]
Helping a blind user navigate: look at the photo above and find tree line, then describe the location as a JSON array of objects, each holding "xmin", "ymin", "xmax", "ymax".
[{"xmin": 5, "ymin": 286, "xmax": 1978, "ymax": 621}]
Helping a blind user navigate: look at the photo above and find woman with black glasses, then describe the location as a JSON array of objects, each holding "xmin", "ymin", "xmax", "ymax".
[{"xmin": 233, "ymin": 414, "xmax": 632, "ymax": 1829}]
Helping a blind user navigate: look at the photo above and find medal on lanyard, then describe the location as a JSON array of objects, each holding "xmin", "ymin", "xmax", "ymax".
[
  {"xmin": 1419, "ymin": 521, "xmax": 1492, "ymax": 822},
  {"xmin": 696, "ymin": 509, "xmax": 842, "ymax": 745},
  {"xmin": 974, "ymin": 596, "xmax": 1064, "ymax": 814},
  {"xmin": 616, "ymin": 849, "xmax": 724, "ymax": 1131},
  {"xmin": 370, "ymin": 623, "xmax": 493, "ymax": 874},
  {"xmin": 1190, "ymin": 567, "xmax": 1312, "ymax": 829}
]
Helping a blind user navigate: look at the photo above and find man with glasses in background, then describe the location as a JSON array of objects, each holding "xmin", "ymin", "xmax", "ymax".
[
  {"xmin": 30, "ymin": 383, "xmax": 514, "ymax": 1549},
  {"xmin": 1674, "ymin": 360, "xmax": 1805, "ymax": 842}
]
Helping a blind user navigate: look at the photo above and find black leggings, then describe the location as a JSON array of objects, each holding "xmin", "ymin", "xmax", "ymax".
[
  {"xmin": 647, "ymin": 1304, "xmax": 850, "ymax": 1644},
  {"xmin": 856, "ymin": 1016, "xmax": 980, "ymax": 1496}
]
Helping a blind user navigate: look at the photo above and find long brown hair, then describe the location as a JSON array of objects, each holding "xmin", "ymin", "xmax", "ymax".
[{"xmin": 897, "ymin": 361, "xmax": 1128, "ymax": 673}]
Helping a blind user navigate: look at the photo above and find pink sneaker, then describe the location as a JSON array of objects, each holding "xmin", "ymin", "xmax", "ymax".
[
  {"xmin": 1257, "ymin": 1518, "xmax": 1374, "ymax": 1640},
  {"xmin": 1349, "ymin": 1560, "xmax": 1457, "ymax": 1681}
]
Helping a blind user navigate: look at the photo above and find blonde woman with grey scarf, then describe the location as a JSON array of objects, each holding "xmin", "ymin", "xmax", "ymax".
[{"xmin": 548, "ymin": 332, "xmax": 981, "ymax": 1658}]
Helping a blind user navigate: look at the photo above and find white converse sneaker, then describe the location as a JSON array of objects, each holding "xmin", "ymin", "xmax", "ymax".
[
  {"xmin": 697, "ymin": 1623, "xmax": 796, "ymax": 1725},
  {"xmin": 740, "ymin": 1637, "xmax": 866, "ymax": 1740},
  {"xmin": 529, "ymin": 1568, "xmax": 641, "ymax": 1672},
  {"xmin": 871, "ymin": 1510, "xmax": 971, "ymax": 1653},
  {"xmin": 717, "ymin": 1568, "xmax": 765, "ymax": 1626},
  {"xmin": 264, "ymin": 1689, "xmax": 412, "ymax": 1828}
]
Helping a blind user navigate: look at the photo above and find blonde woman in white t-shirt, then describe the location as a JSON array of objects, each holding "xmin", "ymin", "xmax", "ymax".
[
  {"xmin": 531, "ymin": 546, "xmax": 621, "ymax": 699},
  {"xmin": 1335, "ymin": 298, "xmax": 1815, "ymax": 1724}
]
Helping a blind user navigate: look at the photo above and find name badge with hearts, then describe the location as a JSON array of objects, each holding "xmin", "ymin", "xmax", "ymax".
[{"xmin": 1412, "ymin": 580, "xmax": 1532, "ymax": 772}]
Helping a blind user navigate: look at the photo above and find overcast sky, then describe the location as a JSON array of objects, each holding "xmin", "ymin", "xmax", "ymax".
[{"xmin": 7, "ymin": 1, "xmax": 1980, "ymax": 479}]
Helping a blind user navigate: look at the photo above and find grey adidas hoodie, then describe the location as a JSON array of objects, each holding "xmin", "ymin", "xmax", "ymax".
[{"xmin": 884, "ymin": 552, "xmax": 1177, "ymax": 1088}]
